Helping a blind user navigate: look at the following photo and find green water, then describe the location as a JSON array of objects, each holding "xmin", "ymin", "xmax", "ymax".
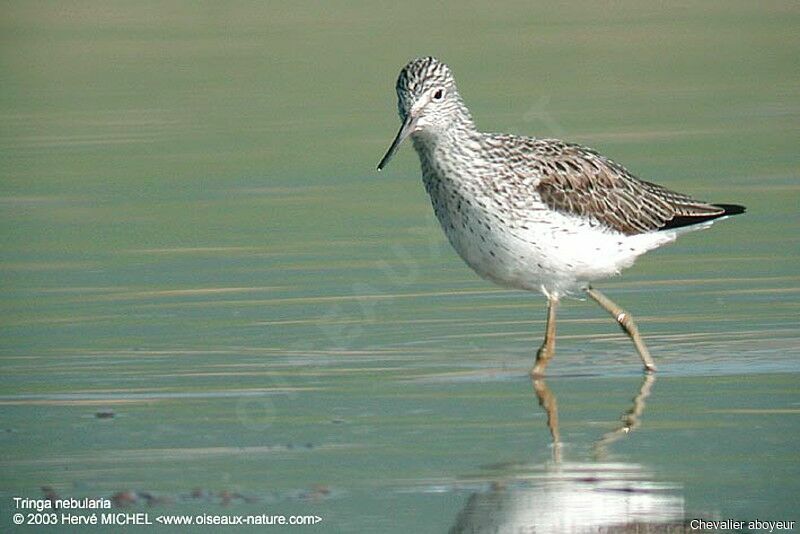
[{"xmin": 1, "ymin": 2, "xmax": 799, "ymax": 532}]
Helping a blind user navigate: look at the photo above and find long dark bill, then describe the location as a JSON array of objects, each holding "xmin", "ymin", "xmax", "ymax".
[{"xmin": 377, "ymin": 114, "xmax": 417, "ymax": 171}]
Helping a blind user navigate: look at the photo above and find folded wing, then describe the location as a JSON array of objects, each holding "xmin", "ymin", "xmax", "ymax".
[{"xmin": 531, "ymin": 141, "xmax": 744, "ymax": 235}]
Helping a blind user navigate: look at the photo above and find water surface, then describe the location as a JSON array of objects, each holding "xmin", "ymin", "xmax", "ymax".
[{"xmin": 1, "ymin": 1, "xmax": 799, "ymax": 532}]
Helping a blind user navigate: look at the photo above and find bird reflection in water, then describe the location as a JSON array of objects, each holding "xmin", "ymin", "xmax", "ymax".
[{"xmin": 450, "ymin": 374, "xmax": 685, "ymax": 533}]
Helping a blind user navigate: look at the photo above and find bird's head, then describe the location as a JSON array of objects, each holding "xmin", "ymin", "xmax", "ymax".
[{"xmin": 377, "ymin": 57, "xmax": 471, "ymax": 170}]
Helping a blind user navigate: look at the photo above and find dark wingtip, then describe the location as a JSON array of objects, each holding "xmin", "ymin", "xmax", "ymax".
[
  {"xmin": 660, "ymin": 203, "xmax": 746, "ymax": 232},
  {"xmin": 713, "ymin": 203, "xmax": 747, "ymax": 216}
]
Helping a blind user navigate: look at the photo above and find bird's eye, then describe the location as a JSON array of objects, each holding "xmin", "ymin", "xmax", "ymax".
[{"xmin": 432, "ymin": 88, "xmax": 445, "ymax": 101}]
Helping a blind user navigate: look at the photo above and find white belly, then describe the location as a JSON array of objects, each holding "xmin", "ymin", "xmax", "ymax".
[{"xmin": 428, "ymin": 183, "xmax": 674, "ymax": 296}]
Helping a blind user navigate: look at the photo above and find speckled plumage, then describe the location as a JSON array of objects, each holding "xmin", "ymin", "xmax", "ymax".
[
  {"xmin": 377, "ymin": 56, "xmax": 745, "ymax": 374},
  {"xmin": 381, "ymin": 57, "xmax": 744, "ymax": 297}
]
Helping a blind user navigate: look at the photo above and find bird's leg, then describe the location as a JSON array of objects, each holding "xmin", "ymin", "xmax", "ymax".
[
  {"xmin": 585, "ymin": 286, "xmax": 657, "ymax": 372},
  {"xmin": 531, "ymin": 295, "xmax": 558, "ymax": 377}
]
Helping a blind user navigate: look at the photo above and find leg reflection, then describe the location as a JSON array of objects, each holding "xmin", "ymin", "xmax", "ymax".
[
  {"xmin": 592, "ymin": 373, "xmax": 656, "ymax": 461},
  {"xmin": 532, "ymin": 378, "xmax": 562, "ymax": 463},
  {"xmin": 450, "ymin": 373, "xmax": 682, "ymax": 533},
  {"xmin": 532, "ymin": 373, "xmax": 656, "ymax": 462}
]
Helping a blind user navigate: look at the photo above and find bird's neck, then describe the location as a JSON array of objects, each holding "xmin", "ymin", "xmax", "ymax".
[{"xmin": 411, "ymin": 106, "xmax": 481, "ymax": 171}]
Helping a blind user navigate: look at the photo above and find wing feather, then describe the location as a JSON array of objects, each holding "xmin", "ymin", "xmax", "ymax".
[{"xmin": 528, "ymin": 140, "xmax": 727, "ymax": 235}]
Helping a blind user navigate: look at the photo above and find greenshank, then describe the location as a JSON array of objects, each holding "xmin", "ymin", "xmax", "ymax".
[{"xmin": 377, "ymin": 56, "xmax": 745, "ymax": 376}]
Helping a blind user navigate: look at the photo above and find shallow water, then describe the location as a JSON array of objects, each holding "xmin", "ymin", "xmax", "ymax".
[{"xmin": 1, "ymin": 2, "xmax": 799, "ymax": 532}]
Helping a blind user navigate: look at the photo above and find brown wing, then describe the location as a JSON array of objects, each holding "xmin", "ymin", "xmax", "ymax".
[{"xmin": 531, "ymin": 141, "xmax": 729, "ymax": 235}]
